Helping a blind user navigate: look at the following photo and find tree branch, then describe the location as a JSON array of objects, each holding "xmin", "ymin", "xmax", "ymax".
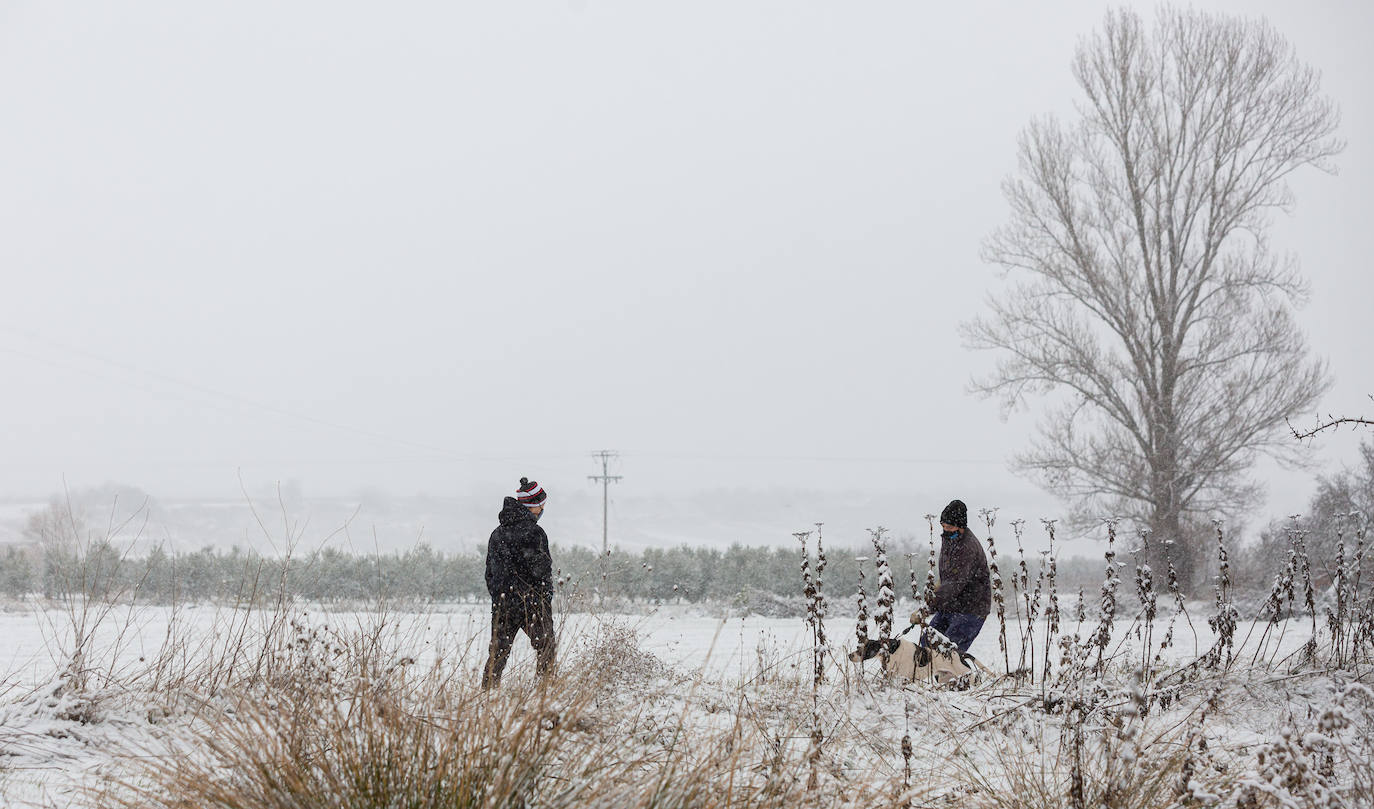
[{"xmin": 1289, "ymin": 398, "xmax": 1374, "ymax": 441}]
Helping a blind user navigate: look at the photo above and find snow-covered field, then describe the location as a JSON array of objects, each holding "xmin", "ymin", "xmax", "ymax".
[
  {"xmin": 0, "ymin": 599, "xmax": 1317, "ymax": 689},
  {"xmin": 2, "ymin": 597, "xmax": 1366, "ymax": 808}
]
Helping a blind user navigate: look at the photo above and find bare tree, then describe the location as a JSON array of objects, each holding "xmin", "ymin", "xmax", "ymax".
[{"xmin": 966, "ymin": 7, "xmax": 1342, "ymax": 590}]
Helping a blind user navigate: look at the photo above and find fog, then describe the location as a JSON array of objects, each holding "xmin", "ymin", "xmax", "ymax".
[{"xmin": 1, "ymin": 1, "xmax": 1370, "ymax": 552}]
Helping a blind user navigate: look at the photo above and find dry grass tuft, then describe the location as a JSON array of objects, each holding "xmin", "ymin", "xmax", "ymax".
[
  {"xmin": 119, "ymin": 668, "xmax": 568, "ymax": 809},
  {"xmin": 950, "ymin": 712, "xmax": 1233, "ymax": 809}
]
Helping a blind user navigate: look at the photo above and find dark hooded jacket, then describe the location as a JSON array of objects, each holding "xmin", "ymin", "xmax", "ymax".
[
  {"xmin": 932, "ymin": 527, "xmax": 991, "ymax": 616},
  {"xmin": 485, "ymin": 497, "xmax": 553, "ymax": 600}
]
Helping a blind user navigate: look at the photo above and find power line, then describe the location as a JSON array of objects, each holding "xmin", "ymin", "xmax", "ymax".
[
  {"xmin": 628, "ymin": 451, "xmax": 1004, "ymax": 465},
  {"xmin": 2, "ymin": 328, "xmax": 1011, "ymax": 471}
]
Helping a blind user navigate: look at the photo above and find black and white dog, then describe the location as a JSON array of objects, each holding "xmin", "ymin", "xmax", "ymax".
[{"xmin": 848, "ymin": 638, "xmax": 988, "ymax": 684}]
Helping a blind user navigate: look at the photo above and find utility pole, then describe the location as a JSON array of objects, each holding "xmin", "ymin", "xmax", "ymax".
[{"xmin": 588, "ymin": 450, "xmax": 622, "ymax": 586}]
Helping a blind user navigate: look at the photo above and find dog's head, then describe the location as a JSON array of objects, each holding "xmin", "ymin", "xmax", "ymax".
[
  {"xmin": 848, "ymin": 638, "xmax": 890, "ymax": 662},
  {"xmin": 848, "ymin": 638, "xmax": 932, "ymax": 667}
]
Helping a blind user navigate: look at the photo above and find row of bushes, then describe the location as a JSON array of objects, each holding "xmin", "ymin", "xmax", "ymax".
[
  {"xmin": 3, "ymin": 537, "xmax": 1135, "ymax": 606},
  {"xmin": 0, "ymin": 530, "xmax": 1285, "ymax": 609}
]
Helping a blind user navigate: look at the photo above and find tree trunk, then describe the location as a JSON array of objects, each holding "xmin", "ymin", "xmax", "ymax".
[
  {"xmin": 1149, "ymin": 507, "xmax": 1193, "ymax": 595},
  {"xmin": 1150, "ymin": 430, "xmax": 1196, "ymax": 593}
]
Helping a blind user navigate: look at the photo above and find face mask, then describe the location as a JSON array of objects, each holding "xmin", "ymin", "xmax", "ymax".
[{"xmin": 941, "ymin": 529, "xmax": 959, "ymax": 540}]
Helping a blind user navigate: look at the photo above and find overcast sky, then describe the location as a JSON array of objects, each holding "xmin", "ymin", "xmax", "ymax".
[{"xmin": 1, "ymin": 1, "xmax": 1370, "ymax": 532}]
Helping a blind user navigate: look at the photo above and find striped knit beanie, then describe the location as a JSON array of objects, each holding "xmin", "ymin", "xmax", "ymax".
[{"xmin": 515, "ymin": 477, "xmax": 547, "ymax": 508}]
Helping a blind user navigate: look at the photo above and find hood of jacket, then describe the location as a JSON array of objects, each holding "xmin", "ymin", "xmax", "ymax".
[{"xmin": 498, "ymin": 496, "xmax": 538, "ymax": 527}]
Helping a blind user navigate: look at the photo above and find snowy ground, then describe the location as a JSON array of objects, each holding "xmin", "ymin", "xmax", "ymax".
[
  {"xmin": 0, "ymin": 598, "xmax": 1316, "ymax": 688},
  {"xmin": 0, "ymin": 600, "xmax": 1360, "ymax": 808}
]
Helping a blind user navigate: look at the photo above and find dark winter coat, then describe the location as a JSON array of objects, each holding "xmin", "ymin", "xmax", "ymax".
[
  {"xmin": 932, "ymin": 527, "xmax": 991, "ymax": 617},
  {"xmin": 485, "ymin": 498, "xmax": 553, "ymax": 600}
]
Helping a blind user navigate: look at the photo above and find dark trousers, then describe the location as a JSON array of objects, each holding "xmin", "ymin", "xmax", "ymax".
[
  {"xmin": 482, "ymin": 591, "xmax": 556, "ymax": 688},
  {"xmin": 924, "ymin": 612, "xmax": 985, "ymax": 653}
]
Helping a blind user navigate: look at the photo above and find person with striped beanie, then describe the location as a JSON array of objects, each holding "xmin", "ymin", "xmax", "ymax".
[{"xmin": 482, "ymin": 477, "xmax": 556, "ymax": 687}]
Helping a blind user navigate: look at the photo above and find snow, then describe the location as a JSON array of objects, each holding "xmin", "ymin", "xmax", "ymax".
[{"xmin": 0, "ymin": 599, "xmax": 1361, "ymax": 807}]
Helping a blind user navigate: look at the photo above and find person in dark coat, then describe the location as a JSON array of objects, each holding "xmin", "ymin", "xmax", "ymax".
[
  {"xmin": 482, "ymin": 477, "xmax": 556, "ymax": 688},
  {"xmin": 923, "ymin": 499, "xmax": 991, "ymax": 653}
]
